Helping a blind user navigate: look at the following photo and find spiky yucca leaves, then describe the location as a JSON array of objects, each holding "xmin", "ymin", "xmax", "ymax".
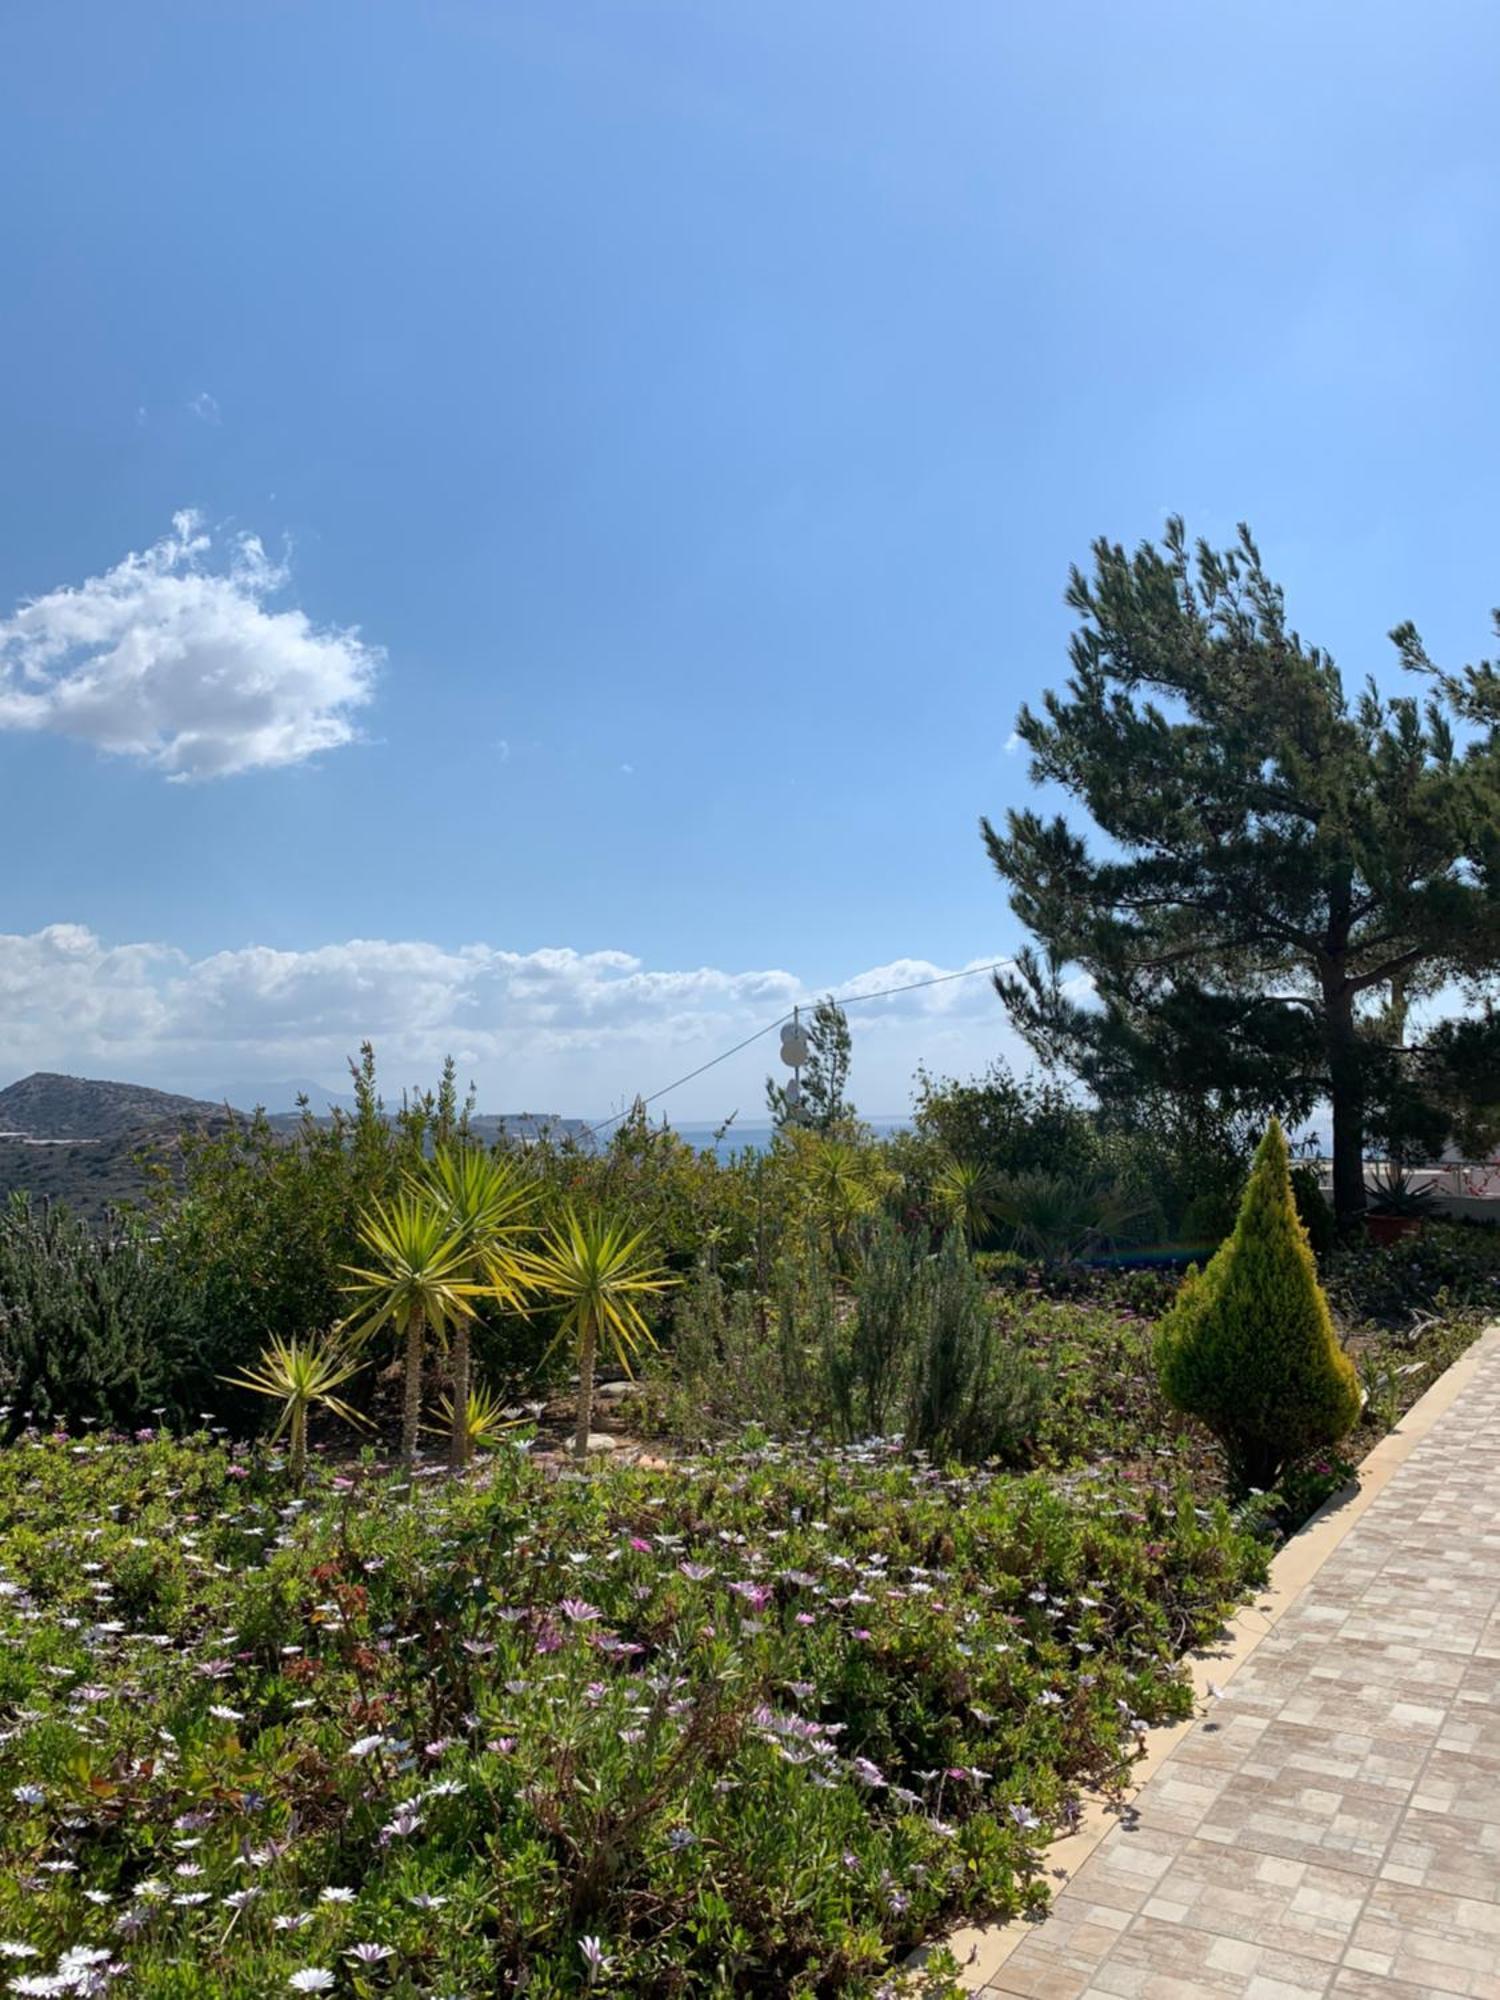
[
  {"xmin": 933, "ymin": 1157, "xmax": 1003, "ymax": 1246},
  {"xmin": 789, "ymin": 1132, "xmax": 898, "ymax": 1266},
  {"xmin": 422, "ymin": 1382, "xmax": 529, "ymax": 1457},
  {"xmin": 341, "ymin": 1195, "xmax": 484, "ymax": 1467},
  {"xmin": 1156, "ymin": 1119, "xmax": 1361, "ymax": 1494},
  {"xmin": 220, "ymin": 1333, "xmax": 369, "ymax": 1484},
  {"xmin": 414, "ymin": 1148, "xmax": 538, "ymax": 1468},
  {"xmin": 529, "ymin": 1209, "xmax": 676, "ymax": 1460},
  {"xmin": 988, "ymin": 1170, "xmax": 1147, "ymax": 1266}
]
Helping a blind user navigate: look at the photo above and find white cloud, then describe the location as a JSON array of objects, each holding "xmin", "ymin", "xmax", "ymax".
[
  {"xmin": 0, "ymin": 512, "xmax": 380, "ymax": 779},
  {"xmin": 187, "ymin": 390, "xmax": 221, "ymax": 425},
  {"xmin": 0, "ymin": 926, "xmax": 1025, "ymax": 1121}
]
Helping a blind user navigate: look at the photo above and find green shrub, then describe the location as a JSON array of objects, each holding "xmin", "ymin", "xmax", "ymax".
[
  {"xmin": 651, "ymin": 1245, "xmax": 843, "ymax": 1442},
  {"xmin": 972, "ymin": 1248, "xmax": 1028, "ymax": 1285},
  {"xmin": 1289, "ymin": 1163, "xmax": 1336, "ymax": 1257},
  {"xmin": 907, "ymin": 1235, "xmax": 1047, "ymax": 1463},
  {"xmin": 1325, "ymin": 1216, "xmax": 1500, "ymax": 1325},
  {"xmin": 654, "ymin": 1263, "xmax": 794, "ymax": 1440},
  {"xmin": 1156, "ymin": 1120, "xmax": 1362, "ymax": 1493},
  {"xmin": 1090, "ymin": 1097, "xmax": 1254, "ymax": 1244},
  {"xmin": 152, "ymin": 1046, "xmax": 447, "ymax": 1390},
  {"xmin": 1232, "ymin": 1448, "xmax": 1355, "ymax": 1545},
  {"xmin": 1178, "ymin": 1189, "xmax": 1238, "ymax": 1246},
  {"xmin": 844, "ymin": 1216, "xmax": 924, "ymax": 1434},
  {"xmin": 911, "ymin": 1061, "xmax": 1103, "ymax": 1182},
  {"xmin": 0, "ymin": 1195, "xmax": 206, "ymax": 1436}
]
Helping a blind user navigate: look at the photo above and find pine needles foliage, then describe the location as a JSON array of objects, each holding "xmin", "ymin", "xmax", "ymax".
[{"xmin": 1156, "ymin": 1119, "xmax": 1361, "ymax": 1494}]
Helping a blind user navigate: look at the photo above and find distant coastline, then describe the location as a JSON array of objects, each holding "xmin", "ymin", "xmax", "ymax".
[{"xmin": 662, "ymin": 1116, "xmax": 912, "ymax": 1161}]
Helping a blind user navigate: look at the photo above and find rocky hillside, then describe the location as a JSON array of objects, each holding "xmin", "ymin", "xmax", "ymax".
[
  {"xmin": 0, "ymin": 1128, "xmax": 193, "ymax": 1223},
  {"xmin": 0, "ymin": 1073, "xmax": 235, "ymax": 1224},
  {"xmin": 0, "ymin": 1073, "xmax": 228, "ymax": 1142}
]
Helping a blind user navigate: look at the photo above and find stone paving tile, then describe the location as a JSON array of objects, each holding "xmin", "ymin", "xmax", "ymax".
[
  {"xmin": 1135, "ymin": 1839, "xmax": 1367, "ymax": 1964},
  {"xmin": 1022, "ymin": 1822, "xmax": 1181, "ymax": 1917},
  {"xmin": 1246, "ymin": 1690, "xmax": 1446, "ymax": 1765},
  {"xmin": 1240, "ymin": 1720, "xmax": 1440, "ymax": 1800},
  {"xmin": 1164, "ymin": 1708, "xmax": 1271, "ymax": 1773},
  {"xmin": 1192, "ymin": 1758, "xmax": 1411, "ymax": 1878},
  {"xmin": 1380, "ymin": 1802, "xmax": 1500, "ymax": 1905},
  {"xmin": 1117, "ymin": 1759, "xmax": 1238, "ymax": 1839},
  {"xmin": 973, "ymin": 1328, "xmax": 1500, "ymax": 1998},
  {"xmin": 1073, "ymin": 1913, "xmax": 1334, "ymax": 1997},
  {"xmin": 981, "ymin": 1894, "xmax": 1132, "ymax": 1998},
  {"xmin": 1348, "ymin": 1879, "xmax": 1500, "ymax": 1996},
  {"xmin": 1433, "ymin": 1702, "xmax": 1500, "ymax": 1758},
  {"xmin": 1306, "ymin": 1645, "xmax": 1473, "ymax": 1696},
  {"xmin": 988, "ymin": 1912, "xmax": 1338, "ymax": 1999},
  {"xmin": 1329, "ymin": 1974, "xmax": 1468, "ymax": 1999},
  {"xmin": 1409, "ymin": 1746, "xmax": 1500, "ymax": 1825}
]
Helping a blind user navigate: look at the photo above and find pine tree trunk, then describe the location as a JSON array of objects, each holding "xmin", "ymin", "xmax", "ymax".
[
  {"xmin": 1325, "ymin": 984, "xmax": 1367, "ymax": 1224},
  {"xmin": 572, "ymin": 1318, "xmax": 597, "ymax": 1462},
  {"xmin": 401, "ymin": 1312, "xmax": 425, "ymax": 1467},
  {"xmin": 449, "ymin": 1321, "xmax": 470, "ymax": 1470}
]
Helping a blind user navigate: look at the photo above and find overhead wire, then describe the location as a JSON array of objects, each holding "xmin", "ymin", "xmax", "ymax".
[{"xmin": 582, "ymin": 957, "xmax": 1016, "ymax": 1138}]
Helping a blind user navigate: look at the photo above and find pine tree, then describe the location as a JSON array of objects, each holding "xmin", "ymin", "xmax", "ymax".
[
  {"xmin": 766, "ymin": 997, "xmax": 854, "ymax": 1132},
  {"xmin": 1156, "ymin": 1119, "xmax": 1361, "ymax": 1494},
  {"xmin": 983, "ymin": 520, "xmax": 1500, "ymax": 1220}
]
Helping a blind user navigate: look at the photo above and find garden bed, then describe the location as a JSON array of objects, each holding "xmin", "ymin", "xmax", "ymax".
[
  {"xmin": 1, "ymin": 1219, "xmax": 1494, "ymax": 1996},
  {"xmin": 0, "ymin": 1429, "xmax": 1262, "ymax": 1998}
]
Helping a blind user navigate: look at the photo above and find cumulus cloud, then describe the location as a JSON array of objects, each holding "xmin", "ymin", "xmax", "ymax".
[
  {"xmin": 0, "ymin": 926, "xmax": 1022, "ymax": 1120},
  {"xmin": 0, "ymin": 512, "xmax": 380, "ymax": 778}
]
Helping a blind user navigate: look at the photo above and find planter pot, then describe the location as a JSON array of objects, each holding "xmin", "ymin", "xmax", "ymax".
[{"xmin": 1365, "ymin": 1212, "xmax": 1424, "ymax": 1247}]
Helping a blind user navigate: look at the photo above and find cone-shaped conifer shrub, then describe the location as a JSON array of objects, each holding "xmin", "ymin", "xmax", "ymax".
[{"xmin": 1156, "ymin": 1118, "xmax": 1361, "ymax": 1494}]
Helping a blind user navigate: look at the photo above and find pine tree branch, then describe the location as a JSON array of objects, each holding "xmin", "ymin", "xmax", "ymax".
[{"xmin": 1345, "ymin": 945, "xmax": 1436, "ymax": 995}]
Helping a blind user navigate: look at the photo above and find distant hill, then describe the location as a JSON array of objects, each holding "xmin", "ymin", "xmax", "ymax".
[
  {"xmin": 0, "ymin": 1072, "xmax": 233, "ymax": 1223},
  {"xmin": 0, "ymin": 1072, "xmax": 227, "ymax": 1142}
]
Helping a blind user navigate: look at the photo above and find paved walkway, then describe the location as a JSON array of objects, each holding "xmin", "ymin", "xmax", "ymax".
[{"xmin": 977, "ymin": 1326, "xmax": 1500, "ymax": 2000}]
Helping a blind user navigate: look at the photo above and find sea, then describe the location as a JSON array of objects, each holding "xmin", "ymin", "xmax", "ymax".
[{"xmin": 665, "ymin": 1116, "xmax": 912, "ymax": 1161}]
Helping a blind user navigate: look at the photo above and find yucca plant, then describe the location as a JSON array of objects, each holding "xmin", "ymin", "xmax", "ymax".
[
  {"xmin": 529, "ymin": 1209, "xmax": 676, "ymax": 1459},
  {"xmin": 414, "ymin": 1147, "xmax": 538, "ymax": 1467},
  {"xmin": 340, "ymin": 1194, "xmax": 485, "ymax": 1467},
  {"xmin": 933, "ymin": 1156, "xmax": 1003, "ymax": 1246},
  {"xmin": 421, "ymin": 1382, "xmax": 526, "ymax": 1456},
  {"xmin": 1364, "ymin": 1161, "xmax": 1439, "ymax": 1219},
  {"xmin": 791, "ymin": 1133, "xmax": 896, "ymax": 1265},
  {"xmin": 220, "ymin": 1333, "xmax": 369, "ymax": 1484},
  {"xmin": 988, "ymin": 1170, "xmax": 1148, "ymax": 1267}
]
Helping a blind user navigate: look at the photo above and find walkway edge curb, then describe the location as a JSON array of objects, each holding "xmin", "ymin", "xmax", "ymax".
[{"xmin": 934, "ymin": 1318, "xmax": 1500, "ymax": 1992}]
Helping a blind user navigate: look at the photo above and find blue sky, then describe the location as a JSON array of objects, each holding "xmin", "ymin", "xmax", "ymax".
[{"xmin": 2, "ymin": 1, "xmax": 1497, "ymax": 1119}]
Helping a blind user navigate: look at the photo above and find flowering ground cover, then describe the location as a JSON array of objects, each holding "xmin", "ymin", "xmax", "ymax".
[{"xmin": 0, "ymin": 1430, "xmax": 1265, "ymax": 1997}]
